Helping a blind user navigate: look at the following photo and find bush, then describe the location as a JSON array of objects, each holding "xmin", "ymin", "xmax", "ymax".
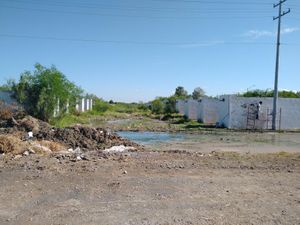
[
  {"xmin": 93, "ymin": 99, "xmax": 111, "ymax": 113},
  {"xmin": 12, "ymin": 63, "xmax": 83, "ymax": 122},
  {"xmin": 151, "ymin": 99, "xmax": 164, "ymax": 114}
]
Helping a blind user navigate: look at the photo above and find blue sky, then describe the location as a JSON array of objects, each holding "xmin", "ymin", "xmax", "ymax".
[{"xmin": 0, "ymin": 0, "xmax": 299, "ymax": 102}]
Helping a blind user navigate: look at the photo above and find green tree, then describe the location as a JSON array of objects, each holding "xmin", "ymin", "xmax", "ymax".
[
  {"xmin": 13, "ymin": 63, "xmax": 83, "ymax": 121},
  {"xmin": 151, "ymin": 98, "xmax": 164, "ymax": 114},
  {"xmin": 240, "ymin": 89, "xmax": 300, "ymax": 98},
  {"xmin": 174, "ymin": 86, "xmax": 188, "ymax": 98},
  {"xmin": 192, "ymin": 87, "xmax": 205, "ymax": 99},
  {"xmin": 164, "ymin": 96, "xmax": 177, "ymax": 114}
]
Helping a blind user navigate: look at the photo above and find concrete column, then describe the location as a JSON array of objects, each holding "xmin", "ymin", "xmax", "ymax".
[
  {"xmin": 81, "ymin": 98, "xmax": 85, "ymax": 112},
  {"xmin": 90, "ymin": 99, "xmax": 93, "ymax": 110},
  {"xmin": 86, "ymin": 98, "xmax": 90, "ymax": 111},
  {"xmin": 66, "ymin": 99, "xmax": 69, "ymax": 114},
  {"xmin": 57, "ymin": 98, "xmax": 60, "ymax": 116}
]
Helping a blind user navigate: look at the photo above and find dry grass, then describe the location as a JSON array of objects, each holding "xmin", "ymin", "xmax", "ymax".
[
  {"xmin": 29, "ymin": 140, "xmax": 67, "ymax": 154},
  {"xmin": 0, "ymin": 134, "xmax": 67, "ymax": 156},
  {"xmin": 0, "ymin": 135, "xmax": 27, "ymax": 155}
]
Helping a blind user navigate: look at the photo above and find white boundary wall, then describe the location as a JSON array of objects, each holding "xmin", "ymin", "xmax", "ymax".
[
  {"xmin": 218, "ymin": 96, "xmax": 300, "ymax": 130},
  {"xmin": 228, "ymin": 96, "xmax": 274, "ymax": 129},
  {"xmin": 177, "ymin": 95, "xmax": 300, "ymax": 130},
  {"xmin": 185, "ymin": 99, "xmax": 199, "ymax": 120},
  {"xmin": 201, "ymin": 98, "xmax": 219, "ymax": 124},
  {"xmin": 176, "ymin": 100, "xmax": 185, "ymax": 115}
]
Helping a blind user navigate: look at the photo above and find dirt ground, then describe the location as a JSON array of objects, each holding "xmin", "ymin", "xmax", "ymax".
[{"xmin": 0, "ymin": 148, "xmax": 300, "ymax": 225}]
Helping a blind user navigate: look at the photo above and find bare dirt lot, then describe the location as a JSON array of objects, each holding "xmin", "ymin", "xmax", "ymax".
[{"xmin": 1, "ymin": 149, "xmax": 300, "ymax": 225}]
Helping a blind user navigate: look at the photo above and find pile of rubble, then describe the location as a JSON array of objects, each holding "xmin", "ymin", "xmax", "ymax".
[{"xmin": 0, "ymin": 115, "xmax": 142, "ymax": 157}]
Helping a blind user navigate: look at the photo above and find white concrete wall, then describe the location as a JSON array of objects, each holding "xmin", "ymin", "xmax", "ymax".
[
  {"xmin": 202, "ymin": 98, "xmax": 219, "ymax": 124},
  {"xmin": 176, "ymin": 100, "xmax": 185, "ymax": 115},
  {"xmin": 278, "ymin": 98, "xmax": 300, "ymax": 129},
  {"xmin": 177, "ymin": 95, "xmax": 300, "ymax": 130},
  {"xmin": 186, "ymin": 99, "xmax": 199, "ymax": 120},
  {"xmin": 216, "ymin": 95, "xmax": 231, "ymax": 128},
  {"xmin": 227, "ymin": 96, "xmax": 300, "ymax": 130},
  {"xmin": 228, "ymin": 96, "xmax": 274, "ymax": 129},
  {"xmin": 197, "ymin": 100, "xmax": 204, "ymax": 122}
]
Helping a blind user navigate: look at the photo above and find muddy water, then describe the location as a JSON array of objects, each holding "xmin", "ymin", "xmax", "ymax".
[
  {"xmin": 117, "ymin": 131, "xmax": 184, "ymax": 145},
  {"xmin": 118, "ymin": 131, "xmax": 300, "ymax": 153}
]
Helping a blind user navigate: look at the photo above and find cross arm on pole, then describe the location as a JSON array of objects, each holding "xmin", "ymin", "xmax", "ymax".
[{"xmin": 273, "ymin": 8, "xmax": 291, "ymax": 20}]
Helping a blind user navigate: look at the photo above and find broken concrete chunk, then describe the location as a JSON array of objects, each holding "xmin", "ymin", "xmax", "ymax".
[{"xmin": 103, "ymin": 145, "xmax": 135, "ymax": 154}]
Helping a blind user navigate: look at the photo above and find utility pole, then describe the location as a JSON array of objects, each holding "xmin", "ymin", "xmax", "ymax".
[{"xmin": 272, "ymin": 0, "xmax": 290, "ymax": 130}]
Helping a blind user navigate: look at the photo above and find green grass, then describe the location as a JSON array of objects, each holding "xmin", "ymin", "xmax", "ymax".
[{"xmin": 51, "ymin": 114, "xmax": 88, "ymax": 128}]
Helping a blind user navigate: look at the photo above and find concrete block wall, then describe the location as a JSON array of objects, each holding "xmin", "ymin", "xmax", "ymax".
[
  {"xmin": 201, "ymin": 98, "xmax": 219, "ymax": 124},
  {"xmin": 176, "ymin": 95, "xmax": 300, "ymax": 130},
  {"xmin": 228, "ymin": 96, "xmax": 274, "ymax": 129},
  {"xmin": 216, "ymin": 95, "xmax": 231, "ymax": 128},
  {"xmin": 186, "ymin": 99, "xmax": 199, "ymax": 120},
  {"xmin": 222, "ymin": 96, "xmax": 300, "ymax": 130},
  {"xmin": 278, "ymin": 98, "xmax": 300, "ymax": 129},
  {"xmin": 176, "ymin": 100, "xmax": 185, "ymax": 115}
]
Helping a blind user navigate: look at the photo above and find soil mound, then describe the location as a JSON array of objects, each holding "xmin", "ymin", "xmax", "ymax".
[{"xmin": 0, "ymin": 116, "xmax": 141, "ymax": 151}]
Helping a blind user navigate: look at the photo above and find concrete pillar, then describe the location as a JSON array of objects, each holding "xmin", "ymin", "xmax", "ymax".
[
  {"xmin": 53, "ymin": 98, "xmax": 60, "ymax": 117},
  {"xmin": 90, "ymin": 99, "xmax": 93, "ymax": 110},
  {"xmin": 81, "ymin": 98, "xmax": 85, "ymax": 112},
  {"xmin": 75, "ymin": 99, "xmax": 79, "ymax": 112},
  {"xmin": 57, "ymin": 98, "xmax": 60, "ymax": 116},
  {"xmin": 86, "ymin": 98, "xmax": 90, "ymax": 111},
  {"xmin": 66, "ymin": 99, "xmax": 69, "ymax": 114}
]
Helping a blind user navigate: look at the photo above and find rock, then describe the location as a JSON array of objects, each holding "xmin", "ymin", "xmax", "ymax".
[
  {"xmin": 123, "ymin": 170, "xmax": 128, "ymax": 174},
  {"xmin": 28, "ymin": 132, "xmax": 33, "ymax": 139},
  {"xmin": 103, "ymin": 145, "xmax": 135, "ymax": 154},
  {"xmin": 74, "ymin": 147, "xmax": 82, "ymax": 154},
  {"xmin": 23, "ymin": 151, "xmax": 29, "ymax": 156},
  {"xmin": 28, "ymin": 149, "xmax": 36, "ymax": 154},
  {"xmin": 14, "ymin": 155, "xmax": 22, "ymax": 160}
]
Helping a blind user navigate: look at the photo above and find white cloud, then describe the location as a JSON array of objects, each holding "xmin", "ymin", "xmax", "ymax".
[
  {"xmin": 243, "ymin": 30, "xmax": 274, "ymax": 39},
  {"xmin": 243, "ymin": 27, "xmax": 299, "ymax": 39},
  {"xmin": 281, "ymin": 27, "xmax": 300, "ymax": 34}
]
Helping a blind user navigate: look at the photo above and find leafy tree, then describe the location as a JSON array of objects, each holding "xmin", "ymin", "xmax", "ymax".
[
  {"xmin": 174, "ymin": 86, "xmax": 188, "ymax": 98},
  {"xmin": 151, "ymin": 98, "xmax": 164, "ymax": 114},
  {"xmin": 12, "ymin": 63, "xmax": 83, "ymax": 121},
  {"xmin": 192, "ymin": 87, "xmax": 205, "ymax": 99},
  {"xmin": 164, "ymin": 96, "xmax": 177, "ymax": 114},
  {"xmin": 240, "ymin": 89, "xmax": 300, "ymax": 98}
]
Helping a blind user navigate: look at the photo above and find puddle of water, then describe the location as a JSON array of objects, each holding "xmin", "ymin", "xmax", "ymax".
[
  {"xmin": 117, "ymin": 131, "xmax": 184, "ymax": 145},
  {"xmin": 118, "ymin": 131, "xmax": 300, "ymax": 149}
]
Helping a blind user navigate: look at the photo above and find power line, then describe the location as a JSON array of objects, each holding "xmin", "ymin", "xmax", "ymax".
[
  {"xmin": 1, "ymin": 33, "xmax": 298, "ymax": 46},
  {"xmin": 0, "ymin": 5, "xmax": 274, "ymax": 20},
  {"xmin": 0, "ymin": 0, "xmax": 279, "ymax": 14}
]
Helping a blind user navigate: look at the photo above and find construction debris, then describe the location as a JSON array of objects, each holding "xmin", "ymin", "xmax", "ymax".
[{"xmin": 0, "ymin": 115, "xmax": 142, "ymax": 157}]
